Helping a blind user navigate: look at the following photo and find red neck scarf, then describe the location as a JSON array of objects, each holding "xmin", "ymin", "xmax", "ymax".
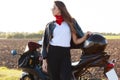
[{"xmin": 55, "ymin": 15, "xmax": 64, "ymax": 25}]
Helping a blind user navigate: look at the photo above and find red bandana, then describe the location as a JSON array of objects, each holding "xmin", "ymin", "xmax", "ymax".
[{"xmin": 55, "ymin": 15, "xmax": 64, "ymax": 25}]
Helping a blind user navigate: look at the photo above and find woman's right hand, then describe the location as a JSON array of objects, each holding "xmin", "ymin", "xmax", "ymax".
[
  {"xmin": 84, "ymin": 31, "xmax": 92, "ymax": 39},
  {"xmin": 42, "ymin": 59, "xmax": 48, "ymax": 72}
]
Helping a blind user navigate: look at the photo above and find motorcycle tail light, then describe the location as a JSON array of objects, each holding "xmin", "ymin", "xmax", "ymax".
[
  {"xmin": 106, "ymin": 63, "xmax": 114, "ymax": 71},
  {"xmin": 107, "ymin": 63, "xmax": 114, "ymax": 67}
]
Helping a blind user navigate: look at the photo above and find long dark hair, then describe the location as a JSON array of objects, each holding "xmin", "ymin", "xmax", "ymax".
[{"xmin": 54, "ymin": 1, "xmax": 76, "ymax": 33}]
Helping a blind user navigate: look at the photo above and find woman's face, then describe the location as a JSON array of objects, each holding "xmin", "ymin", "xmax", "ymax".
[{"xmin": 52, "ymin": 4, "xmax": 61, "ymax": 16}]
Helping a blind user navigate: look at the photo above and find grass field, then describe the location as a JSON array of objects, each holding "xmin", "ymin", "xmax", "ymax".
[
  {"xmin": 0, "ymin": 67, "xmax": 22, "ymax": 80},
  {"xmin": 104, "ymin": 35, "xmax": 120, "ymax": 39},
  {"xmin": 0, "ymin": 67, "xmax": 106, "ymax": 80}
]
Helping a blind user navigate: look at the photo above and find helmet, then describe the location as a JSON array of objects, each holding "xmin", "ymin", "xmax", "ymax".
[
  {"xmin": 24, "ymin": 41, "xmax": 43, "ymax": 52},
  {"xmin": 26, "ymin": 41, "xmax": 42, "ymax": 51},
  {"xmin": 83, "ymin": 33, "xmax": 107, "ymax": 54}
]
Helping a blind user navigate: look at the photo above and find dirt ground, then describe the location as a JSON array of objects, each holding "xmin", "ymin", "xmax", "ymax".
[{"xmin": 0, "ymin": 39, "xmax": 120, "ymax": 78}]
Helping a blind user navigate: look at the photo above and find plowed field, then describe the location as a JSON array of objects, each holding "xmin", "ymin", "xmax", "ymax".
[{"xmin": 0, "ymin": 39, "xmax": 120, "ymax": 77}]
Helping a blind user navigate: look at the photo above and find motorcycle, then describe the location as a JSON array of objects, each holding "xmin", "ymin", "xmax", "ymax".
[
  {"xmin": 11, "ymin": 33, "xmax": 118, "ymax": 80},
  {"xmin": 11, "ymin": 41, "xmax": 50, "ymax": 80}
]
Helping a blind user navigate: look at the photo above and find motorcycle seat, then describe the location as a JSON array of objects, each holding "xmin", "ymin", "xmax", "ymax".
[{"xmin": 71, "ymin": 53, "xmax": 105, "ymax": 70}]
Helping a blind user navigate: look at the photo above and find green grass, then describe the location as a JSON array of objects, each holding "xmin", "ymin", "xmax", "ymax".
[
  {"xmin": 0, "ymin": 67, "xmax": 22, "ymax": 80},
  {"xmin": 104, "ymin": 35, "xmax": 120, "ymax": 39},
  {"xmin": 0, "ymin": 67, "xmax": 111, "ymax": 80}
]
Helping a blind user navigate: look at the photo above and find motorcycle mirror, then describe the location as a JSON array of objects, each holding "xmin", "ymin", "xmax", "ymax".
[{"xmin": 11, "ymin": 50, "xmax": 17, "ymax": 56}]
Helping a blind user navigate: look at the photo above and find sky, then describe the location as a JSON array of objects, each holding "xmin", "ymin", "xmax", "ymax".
[{"xmin": 0, "ymin": 0, "xmax": 120, "ymax": 33}]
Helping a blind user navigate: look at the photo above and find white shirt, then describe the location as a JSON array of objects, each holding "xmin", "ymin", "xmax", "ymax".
[{"xmin": 50, "ymin": 21, "xmax": 71, "ymax": 47}]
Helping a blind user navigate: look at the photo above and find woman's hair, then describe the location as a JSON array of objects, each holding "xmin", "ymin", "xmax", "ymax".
[{"xmin": 54, "ymin": 1, "xmax": 76, "ymax": 33}]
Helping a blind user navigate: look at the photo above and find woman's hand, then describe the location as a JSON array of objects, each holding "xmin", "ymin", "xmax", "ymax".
[
  {"xmin": 84, "ymin": 31, "xmax": 92, "ymax": 39},
  {"xmin": 42, "ymin": 59, "xmax": 48, "ymax": 73},
  {"xmin": 72, "ymin": 31, "xmax": 92, "ymax": 45}
]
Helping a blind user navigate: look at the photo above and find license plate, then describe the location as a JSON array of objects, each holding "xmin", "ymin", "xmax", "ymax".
[{"xmin": 106, "ymin": 68, "xmax": 118, "ymax": 80}]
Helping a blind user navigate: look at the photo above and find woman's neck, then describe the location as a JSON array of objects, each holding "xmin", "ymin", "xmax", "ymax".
[{"xmin": 55, "ymin": 15, "xmax": 64, "ymax": 25}]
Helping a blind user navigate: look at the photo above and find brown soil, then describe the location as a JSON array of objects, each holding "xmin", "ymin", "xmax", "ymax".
[{"xmin": 0, "ymin": 39, "xmax": 120, "ymax": 77}]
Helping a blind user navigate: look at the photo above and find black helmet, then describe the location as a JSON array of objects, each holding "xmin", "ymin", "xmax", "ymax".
[{"xmin": 83, "ymin": 33, "xmax": 107, "ymax": 54}]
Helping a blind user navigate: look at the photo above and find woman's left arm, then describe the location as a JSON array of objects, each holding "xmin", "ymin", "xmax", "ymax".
[{"xmin": 72, "ymin": 31, "xmax": 91, "ymax": 45}]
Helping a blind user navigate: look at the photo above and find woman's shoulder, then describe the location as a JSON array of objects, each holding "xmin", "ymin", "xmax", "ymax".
[
  {"xmin": 47, "ymin": 21, "xmax": 55, "ymax": 26},
  {"xmin": 45, "ymin": 21, "xmax": 56, "ymax": 29}
]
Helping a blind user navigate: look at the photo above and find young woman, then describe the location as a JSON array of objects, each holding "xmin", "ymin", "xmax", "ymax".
[{"xmin": 42, "ymin": 1, "xmax": 91, "ymax": 80}]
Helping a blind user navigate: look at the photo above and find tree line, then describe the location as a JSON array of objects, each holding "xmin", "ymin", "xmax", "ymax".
[
  {"xmin": 0, "ymin": 31, "xmax": 119, "ymax": 39},
  {"xmin": 0, "ymin": 30, "xmax": 44, "ymax": 39},
  {"xmin": 99, "ymin": 32, "xmax": 120, "ymax": 35}
]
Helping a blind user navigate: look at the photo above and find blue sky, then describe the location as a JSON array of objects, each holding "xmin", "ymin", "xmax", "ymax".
[{"xmin": 0, "ymin": 0, "xmax": 120, "ymax": 33}]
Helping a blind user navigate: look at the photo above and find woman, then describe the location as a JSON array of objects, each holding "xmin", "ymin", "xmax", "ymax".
[{"xmin": 42, "ymin": 1, "xmax": 91, "ymax": 80}]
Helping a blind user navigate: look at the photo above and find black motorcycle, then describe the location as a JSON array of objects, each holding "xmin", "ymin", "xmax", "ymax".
[{"xmin": 11, "ymin": 33, "xmax": 117, "ymax": 80}]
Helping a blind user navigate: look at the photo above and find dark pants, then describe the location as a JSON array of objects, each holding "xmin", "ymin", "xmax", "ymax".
[{"xmin": 47, "ymin": 45, "xmax": 72, "ymax": 80}]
